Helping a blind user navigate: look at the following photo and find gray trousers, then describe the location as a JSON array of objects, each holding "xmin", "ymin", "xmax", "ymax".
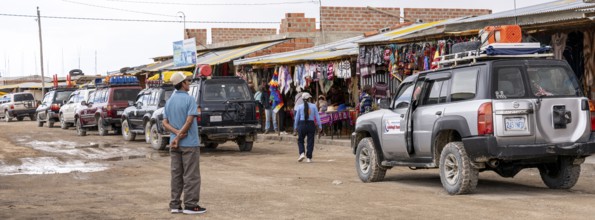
[{"xmin": 169, "ymin": 146, "xmax": 201, "ymax": 209}]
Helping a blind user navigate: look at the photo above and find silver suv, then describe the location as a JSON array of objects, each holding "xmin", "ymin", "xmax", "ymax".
[
  {"xmin": 0, "ymin": 92, "xmax": 36, "ymax": 122},
  {"xmin": 351, "ymin": 59, "xmax": 595, "ymax": 195}
]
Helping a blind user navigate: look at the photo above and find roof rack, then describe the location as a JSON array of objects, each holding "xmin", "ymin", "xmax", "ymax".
[{"xmin": 435, "ymin": 43, "xmax": 553, "ymax": 68}]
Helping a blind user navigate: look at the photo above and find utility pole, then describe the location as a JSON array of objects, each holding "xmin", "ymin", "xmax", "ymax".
[
  {"xmin": 319, "ymin": 0, "xmax": 324, "ymax": 44},
  {"xmin": 37, "ymin": 7, "xmax": 46, "ymax": 95},
  {"xmin": 177, "ymin": 11, "xmax": 186, "ymax": 39}
]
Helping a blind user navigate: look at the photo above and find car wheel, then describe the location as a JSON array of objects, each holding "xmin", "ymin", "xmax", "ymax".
[
  {"xmin": 122, "ymin": 120, "xmax": 136, "ymax": 141},
  {"xmin": 4, "ymin": 111, "xmax": 11, "ymax": 122},
  {"xmin": 144, "ymin": 121, "xmax": 151, "ymax": 144},
  {"xmin": 205, "ymin": 143, "xmax": 219, "ymax": 149},
  {"xmin": 538, "ymin": 156, "xmax": 581, "ymax": 189},
  {"xmin": 46, "ymin": 112, "xmax": 54, "ymax": 128},
  {"xmin": 98, "ymin": 117, "xmax": 108, "ymax": 136},
  {"xmin": 76, "ymin": 118, "xmax": 86, "ymax": 136},
  {"xmin": 355, "ymin": 137, "xmax": 386, "ymax": 182},
  {"xmin": 150, "ymin": 123, "xmax": 167, "ymax": 150},
  {"xmin": 17, "ymin": 117, "xmax": 24, "ymax": 121},
  {"xmin": 29, "ymin": 114, "xmax": 35, "ymax": 121},
  {"xmin": 60, "ymin": 114, "xmax": 68, "ymax": 129},
  {"xmin": 37, "ymin": 113, "xmax": 44, "ymax": 127},
  {"xmin": 237, "ymin": 137, "xmax": 253, "ymax": 152},
  {"xmin": 439, "ymin": 142, "xmax": 478, "ymax": 195}
]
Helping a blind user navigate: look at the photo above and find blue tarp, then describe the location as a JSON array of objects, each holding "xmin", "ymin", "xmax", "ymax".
[{"xmin": 484, "ymin": 46, "xmax": 551, "ymax": 55}]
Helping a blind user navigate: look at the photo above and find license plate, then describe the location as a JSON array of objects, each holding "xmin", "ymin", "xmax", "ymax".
[
  {"xmin": 210, "ymin": 115, "xmax": 222, "ymax": 122},
  {"xmin": 117, "ymin": 111, "xmax": 123, "ymax": 115},
  {"xmin": 505, "ymin": 117, "xmax": 526, "ymax": 131}
]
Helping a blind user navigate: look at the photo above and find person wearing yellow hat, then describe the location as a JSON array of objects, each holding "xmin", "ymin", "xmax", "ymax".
[
  {"xmin": 293, "ymin": 92, "xmax": 322, "ymax": 163},
  {"xmin": 162, "ymin": 72, "xmax": 206, "ymax": 215}
]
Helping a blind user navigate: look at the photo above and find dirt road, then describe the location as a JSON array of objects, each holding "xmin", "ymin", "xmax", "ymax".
[{"xmin": 2, "ymin": 121, "xmax": 595, "ymax": 219}]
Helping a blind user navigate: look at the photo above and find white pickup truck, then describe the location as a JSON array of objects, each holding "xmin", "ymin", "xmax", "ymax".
[{"xmin": 0, "ymin": 92, "xmax": 37, "ymax": 122}]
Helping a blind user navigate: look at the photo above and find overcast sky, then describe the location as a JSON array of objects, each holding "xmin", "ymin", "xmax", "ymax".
[{"xmin": 0, "ymin": 0, "xmax": 553, "ymax": 77}]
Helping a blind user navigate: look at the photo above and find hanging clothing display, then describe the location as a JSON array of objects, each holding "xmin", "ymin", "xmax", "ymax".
[
  {"xmin": 583, "ymin": 30, "xmax": 595, "ymax": 96},
  {"xmin": 552, "ymin": 33, "xmax": 568, "ymax": 60}
]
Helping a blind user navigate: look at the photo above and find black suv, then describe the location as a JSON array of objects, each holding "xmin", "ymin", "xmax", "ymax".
[
  {"xmin": 151, "ymin": 76, "xmax": 260, "ymax": 151},
  {"xmin": 121, "ymin": 84, "xmax": 174, "ymax": 143},
  {"xmin": 37, "ymin": 88, "xmax": 77, "ymax": 127}
]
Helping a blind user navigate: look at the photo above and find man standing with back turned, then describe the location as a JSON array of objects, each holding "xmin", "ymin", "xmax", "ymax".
[{"xmin": 162, "ymin": 72, "xmax": 206, "ymax": 215}]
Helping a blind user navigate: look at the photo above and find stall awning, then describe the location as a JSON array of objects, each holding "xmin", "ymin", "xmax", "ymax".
[
  {"xmin": 0, "ymin": 82, "xmax": 65, "ymax": 90},
  {"xmin": 141, "ymin": 60, "xmax": 173, "ymax": 72},
  {"xmin": 196, "ymin": 40, "xmax": 287, "ymax": 66},
  {"xmin": 234, "ymin": 35, "xmax": 364, "ymax": 65},
  {"xmin": 356, "ymin": 19, "xmax": 462, "ymax": 45}
]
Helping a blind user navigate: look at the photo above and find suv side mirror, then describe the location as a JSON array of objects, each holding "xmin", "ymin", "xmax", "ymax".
[
  {"xmin": 158, "ymin": 100, "xmax": 166, "ymax": 108},
  {"xmin": 136, "ymin": 102, "xmax": 143, "ymax": 108},
  {"xmin": 63, "ymin": 100, "xmax": 68, "ymax": 105},
  {"xmin": 128, "ymin": 100, "xmax": 134, "ymax": 106},
  {"xmin": 80, "ymin": 101, "xmax": 87, "ymax": 106}
]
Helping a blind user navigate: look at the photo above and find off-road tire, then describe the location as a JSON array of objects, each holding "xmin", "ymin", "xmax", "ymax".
[
  {"xmin": 37, "ymin": 113, "xmax": 44, "ymax": 127},
  {"xmin": 29, "ymin": 114, "xmax": 35, "ymax": 121},
  {"xmin": 150, "ymin": 123, "xmax": 168, "ymax": 150},
  {"xmin": 144, "ymin": 121, "xmax": 151, "ymax": 144},
  {"xmin": 355, "ymin": 137, "xmax": 387, "ymax": 182},
  {"xmin": 122, "ymin": 120, "xmax": 136, "ymax": 141},
  {"xmin": 76, "ymin": 118, "xmax": 86, "ymax": 136},
  {"xmin": 17, "ymin": 117, "xmax": 24, "ymax": 121},
  {"xmin": 60, "ymin": 114, "xmax": 68, "ymax": 129},
  {"xmin": 205, "ymin": 143, "xmax": 219, "ymax": 149},
  {"xmin": 439, "ymin": 142, "xmax": 479, "ymax": 195},
  {"xmin": 47, "ymin": 112, "xmax": 54, "ymax": 128},
  {"xmin": 237, "ymin": 137, "xmax": 253, "ymax": 152},
  {"xmin": 538, "ymin": 157, "xmax": 581, "ymax": 189},
  {"xmin": 98, "ymin": 117, "xmax": 108, "ymax": 136}
]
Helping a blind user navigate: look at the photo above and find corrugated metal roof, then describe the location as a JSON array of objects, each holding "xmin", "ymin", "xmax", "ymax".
[
  {"xmin": 356, "ymin": 18, "xmax": 464, "ymax": 44},
  {"xmin": 458, "ymin": 0, "xmax": 595, "ymax": 23},
  {"xmin": 141, "ymin": 60, "xmax": 173, "ymax": 72},
  {"xmin": 196, "ymin": 40, "xmax": 287, "ymax": 66},
  {"xmin": 234, "ymin": 35, "xmax": 364, "ymax": 65}
]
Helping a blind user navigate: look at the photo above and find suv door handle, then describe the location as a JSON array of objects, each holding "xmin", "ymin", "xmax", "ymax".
[{"xmin": 435, "ymin": 111, "xmax": 442, "ymax": 116}]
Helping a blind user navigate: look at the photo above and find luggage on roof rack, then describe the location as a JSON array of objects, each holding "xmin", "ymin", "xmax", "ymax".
[{"xmin": 435, "ymin": 42, "xmax": 553, "ymax": 68}]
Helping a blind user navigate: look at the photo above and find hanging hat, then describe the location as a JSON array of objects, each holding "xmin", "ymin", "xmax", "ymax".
[
  {"xmin": 302, "ymin": 92, "xmax": 312, "ymax": 99},
  {"xmin": 170, "ymin": 71, "xmax": 187, "ymax": 85}
]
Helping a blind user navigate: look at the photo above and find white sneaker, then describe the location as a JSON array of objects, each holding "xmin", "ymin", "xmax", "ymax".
[
  {"xmin": 306, "ymin": 158, "xmax": 312, "ymax": 163},
  {"xmin": 298, "ymin": 153, "xmax": 306, "ymax": 162},
  {"xmin": 170, "ymin": 208, "xmax": 183, "ymax": 214}
]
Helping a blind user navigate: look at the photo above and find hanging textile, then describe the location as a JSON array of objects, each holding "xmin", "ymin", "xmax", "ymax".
[
  {"xmin": 584, "ymin": 30, "xmax": 595, "ymax": 96},
  {"xmin": 552, "ymin": 33, "xmax": 568, "ymax": 60},
  {"xmin": 269, "ymin": 68, "xmax": 284, "ymax": 113}
]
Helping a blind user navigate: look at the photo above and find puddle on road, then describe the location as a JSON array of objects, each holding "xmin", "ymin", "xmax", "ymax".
[
  {"xmin": 0, "ymin": 157, "xmax": 108, "ymax": 176},
  {"xmin": 25, "ymin": 140, "xmax": 150, "ymax": 161}
]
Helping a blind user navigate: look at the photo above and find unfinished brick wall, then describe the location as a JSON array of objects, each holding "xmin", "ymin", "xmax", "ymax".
[
  {"xmin": 280, "ymin": 13, "xmax": 317, "ymax": 34},
  {"xmin": 245, "ymin": 38, "xmax": 315, "ymax": 58},
  {"xmin": 404, "ymin": 8, "xmax": 492, "ymax": 23},
  {"xmin": 184, "ymin": 29, "xmax": 207, "ymax": 46},
  {"xmin": 321, "ymin": 6, "xmax": 401, "ymax": 32},
  {"xmin": 211, "ymin": 28, "xmax": 277, "ymax": 44}
]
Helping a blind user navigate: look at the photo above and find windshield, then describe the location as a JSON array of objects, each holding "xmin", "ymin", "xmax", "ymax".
[
  {"xmin": 14, "ymin": 93, "xmax": 34, "ymax": 102},
  {"xmin": 55, "ymin": 91, "xmax": 74, "ymax": 103},
  {"xmin": 113, "ymin": 89, "xmax": 141, "ymax": 102},
  {"xmin": 203, "ymin": 82, "xmax": 251, "ymax": 101}
]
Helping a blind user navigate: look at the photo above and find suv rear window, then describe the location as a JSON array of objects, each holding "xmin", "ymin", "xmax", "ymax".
[
  {"xmin": 203, "ymin": 82, "xmax": 251, "ymax": 101},
  {"xmin": 113, "ymin": 89, "xmax": 141, "ymax": 101},
  {"xmin": 527, "ymin": 66, "xmax": 579, "ymax": 97},
  {"xmin": 14, "ymin": 93, "xmax": 34, "ymax": 101},
  {"xmin": 56, "ymin": 91, "xmax": 74, "ymax": 103}
]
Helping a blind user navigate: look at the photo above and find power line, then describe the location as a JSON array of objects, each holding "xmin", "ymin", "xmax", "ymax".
[
  {"xmin": 101, "ymin": 0, "xmax": 319, "ymax": 6},
  {"xmin": 63, "ymin": 0, "xmax": 178, "ymax": 17},
  {"xmin": 0, "ymin": 13, "xmax": 281, "ymax": 24}
]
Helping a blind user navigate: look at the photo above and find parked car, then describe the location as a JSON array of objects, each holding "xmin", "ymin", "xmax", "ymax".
[
  {"xmin": 36, "ymin": 88, "xmax": 77, "ymax": 127},
  {"xmin": 75, "ymin": 77, "xmax": 141, "ymax": 136},
  {"xmin": 351, "ymin": 58, "xmax": 595, "ymax": 195},
  {"xmin": 151, "ymin": 76, "xmax": 261, "ymax": 151},
  {"xmin": 58, "ymin": 87, "xmax": 95, "ymax": 129},
  {"xmin": 121, "ymin": 84, "xmax": 173, "ymax": 143},
  {"xmin": 0, "ymin": 92, "xmax": 36, "ymax": 122}
]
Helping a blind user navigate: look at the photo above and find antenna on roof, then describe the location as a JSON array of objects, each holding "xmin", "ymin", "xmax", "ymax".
[{"xmin": 514, "ymin": 0, "xmax": 518, "ymax": 25}]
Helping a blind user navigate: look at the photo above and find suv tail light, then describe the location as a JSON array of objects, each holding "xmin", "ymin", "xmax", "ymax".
[
  {"xmin": 478, "ymin": 102, "xmax": 493, "ymax": 135},
  {"xmin": 255, "ymin": 105, "xmax": 260, "ymax": 121},
  {"xmin": 589, "ymin": 100, "xmax": 595, "ymax": 131},
  {"xmin": 10, "ymin": 105, "xmax": 14, "ymax": 110},
  {"xmin": 106, "ymin": 105, "xmax": 116, "ymax": 118},
  {"xmin": 50, "ymin": 104, "xmax": 60, "ymax": 111}
]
